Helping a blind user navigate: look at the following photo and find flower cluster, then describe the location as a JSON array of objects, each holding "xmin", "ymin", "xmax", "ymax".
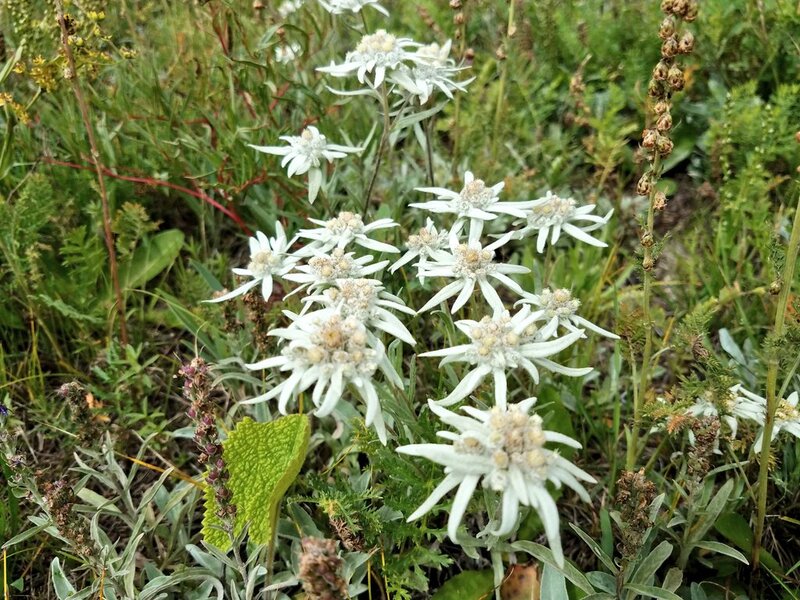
[
  {"xmin": 684, "ymin": 384, "xmax": 800, "ymax": 453},
  {"xmin": 210, "ymin": 213, "xmax": 410, "ymax": 444},
  {"xmin": 391, "ymin": 168, "xmax": 616, "ymax": 564},
  {"xmin": 318, "ymin": 30, "xmax": 473, "ymax": 106}
]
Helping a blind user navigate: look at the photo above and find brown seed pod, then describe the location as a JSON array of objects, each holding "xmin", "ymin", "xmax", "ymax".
[
  {"xmin": 656, "ymin": 113, "xmax": 673, "ymax": 131},
  {"xmin": 652, "ymin": 61, "xmax": 669, "ymax": 81},
  {"xmin": 637, "ymin": 173, "xmax": 653, "ymax": 196},
  {"xmin": 678, "ymin": 31, "xmax": 695, "ymax": 54},
  {"xmin": 642, "ymin": 129, "xmax": 658, "ymax": 148},
  {"xmin": 667, "ymin": 65, "xmax": 685, "ymax": 90},
  {"xmin": 658, "ymin": 16, "xmax": 676, "ymax": 40},
  {"xmin": 661, "ymin": 36, "xmax": 679, "ymax": 58},
  {"xmin": 654, "ymin": 100, "xmax": 671, "ymax": 115},
  {"xmin": 656, "ymin": 134, "xmax": 674, "ymax": 155}
]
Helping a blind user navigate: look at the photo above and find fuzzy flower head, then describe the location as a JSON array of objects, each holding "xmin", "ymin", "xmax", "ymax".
[
  {"xmin": 278, "ymin": 0, "xmax": 304, "ymax": 18},
  {"xmin": 390, "ymin": 41, "xmax": 473, "ymax": 105},
  {"xmin": 732, "ymin": 384, "xmax": 800, "ymax": 452},
  {"xmin": 686, "ymin": 387, "xmax": 765, "ymax": 442},
  {"xmin": 284, "ymin": 248, "xmax": 389, "ymax": 296},
  {"xmin": 416, "ymin": 232, "xmax": 530, "ymax": 314},
  {"xmin": 206, "ymin": 224, "xmax": 298, "ymax": 303},
  {"xmin": 390, "ymin": 218, "xmax": 449, "ymax": 282},
  {"xmin": 516, "ymin": 191, "xmax": 613, "ymax": 252},
  {"xmin": 297, "ymin": 212, "xmax": 399, "ymax": 255},
  {"xmin": 519, "ymin": 288, "xmax": 620, "ymax": 340},
  {"xmin": 303, "ymin": 278, "xmax": 416, "ymax": 345},
  {"xmin": 318, "ymin": 0, "xmax": 388, "ymax": 16},
  {"xmin": 246, "ymin": 312, "xmax": 401, "ymax": 443},
  {"xmin": 317, "ymin": 29, "xmax": 420, "ymax": 88},
  {"xmin": 397, "ymin": 399, "xmax": 595, "ymax": 567},
  {"xmin": 275, "ymin": 42, "xmax": 302, "ymax": 64},
  {"xmin": 420, "ymin": 307, "xmax": 591, "ymax": 407},
  {"xmin": 413, "ymin": 171, "xmax": 533, "ymax": 243},
  {"xmin": 249, "ymin": 126, "xmax": 361, "ymax": 203}
]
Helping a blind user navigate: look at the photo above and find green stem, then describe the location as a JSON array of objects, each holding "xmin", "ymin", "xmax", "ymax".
[
  {"xmin": 492, "ymin": 1, "xmax": 515, "ymax": 156},
  {"xmin": 753, "ymin": 188, "xmax": 800, "ymax": 567},
  {"xmin": 425, "ymin": 115, "xmax": 436, "ymax": 186},
  {"xmin": 363, "ymin": 83, "xmax": 390, "ymax": 217},
  {"xmin": 627, "ymin": 152, "xmax": 661, "ymax": 471}
]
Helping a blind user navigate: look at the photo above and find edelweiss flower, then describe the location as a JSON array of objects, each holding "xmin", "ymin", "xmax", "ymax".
[
  {"xmin": 274, "ymin": 42, "xmax": 302, "ymax": 64},
  {"xmin": 413, "ymin": 171, "xmax": 533, "ymax": 243},
  {"xmin": 686, "ymin": 387, "xmax": 764, "ymax": 441},
  {"xmin": 390, "ymin": 42, "xmax": 472, "ymax": 105},
  {"xmin": 278, "ymin": 0, "xmax": 304, "ymax": 18},
  {"xmin": 249, "ymin": 126, "xmax": 361, "ymax": 203},
  {"xmin": 390, "ymin": 218, "xmax": 449, "ymax": 283},
  {"xmin": 518, "ymin": 288, "xmax": 619, "ymax": 340},
  {"xmin": 317, "ymin": 30, "xmax": 421, "ymax": 88},
  {"xmin": 318, "ymin": 0, "xmax": 388, "ymax": 16},
  {"xmin": 397, "ymin": 399, "xmax": 595, "ymax": 566},
  {"xmin": 206, "ymin": 223, "xmax": 297, "ymax": 303},
  {"xmin": 284, "ymin": 248, "xmax": 389, "ymax": 295},
  {"xmin": 515, "ymin": 191, "xmax": 613, "ymax": 253},
  {"xmin": 246, "ymin": 312, "xmax": 401, "ymax": 443},
  {"xmin": 730, "ymin": 385, "xmax": 800, "ymax": 452},
  {"xmin": 296, "ymin": 211, "xmax": 398, "ymax": 255},
  {"xmin": 302, "ymin": 278, "xmax": 416, "ymax": 345},
  {"xmin": 420, "ymin": 307, "xmax": 590, "ymax": 406},
  {"xmin": 416, "ymin": 232, "xmax": 529, "ymax": 314}
]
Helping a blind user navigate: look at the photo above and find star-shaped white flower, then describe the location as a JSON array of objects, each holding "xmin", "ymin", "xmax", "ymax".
[
  {"xmin": 416, "ymin": 232, "xmax": 530, "ymax": 314},
  {"xmin": 206, "ymin": 223, "xmax": 298, "ymax": 303},
  {"xmin": 389, "ymin": 41, "xmax": 473, "ymax": 105},
  {"xmin": 318, "ymin": 0, "xmax": 388, "ymax": 16},
  {"xmin": 397, "ymin": 399, "xmax": 595, "ymax": 567},
  {"xmin": 729, "ymin": 384, "xmax": 799, "ymax": 452},
  {"xmin": 249, "ymin": 126, "xmax": 361, "ymax": 204},
  {"xmin": 420, "ymin": 307, "xmax": 591, "ymax": 407},
  {"xmin": 302, "ymin": 278, "xmax": 416, "ymax": 345},
  {"xmin": 317, "ymin": 30, "xmax": 421, "ymax": 88},
  {"xmin": 515, "ymin": 191, "xmax": 613, "ymax": 252},
  {"xmin": 413, "ymin": 171, "xmax": 534, "ymax": 243},
  {"xmin": 245, "ymin": 312, "xmax": 401, "ymax": 443},
  {"xmin": 283, "ymin": 248, "xmax": 389, "ymax": 296},
  {"xmin": 274, "ymin": 42, "xmax": 302, "ymax": 64},
  {"xmin": 296, "ymin": 211, "xmax": 398, "ymax": 255},
  {"xmin": 390, "ymin": 218, "xmax": 449, "ymax": 283},
  {"xmin": 517, "ymin": 288, "xmax": 619, "ymax": 340},
  {"xmin": 686, "ymin": 386, "xmax": 764, "ymax": 441}
]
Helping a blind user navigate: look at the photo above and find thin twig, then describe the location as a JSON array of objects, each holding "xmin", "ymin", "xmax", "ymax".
[{"xmin": 54, "ymin": 0, "xmax": 128, "ymax": 345}]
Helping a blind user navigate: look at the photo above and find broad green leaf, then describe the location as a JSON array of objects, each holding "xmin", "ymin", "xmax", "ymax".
[
  {"xmin": 689, "ymin": 479, "xmax": 733, "ymax": 545},
  {"xmin": 714, "ymin": 512, "xmax": 782, "ymax": 572},
  {"xmin": 51, "ymin": 558, "xmax": 76, "ymax": 600},
  {"xmin": 662, "ymin": 568, "xmax": 682, "ymax": 593},
  {"xmin": 541, "ymin": 564, "xmax": 568, "ymax": 598},
  {"xmin": 118, "ymin": 229, "xmax": 184, "ymax": 292},
  {"xmin": 630, "ymin": 541, "xmax": 673, "ymax": 586},
  {"xmin": 623, "ymin": 583, "xmax": 682, "ymax": 600},
  {"xmin": 203, "ymin": 415, "xmax": 310, "ymax": 550},
  {"xmin": 511, "ymin": 541, "xmax": 594, "ymax": 594},
  {"xmin": 431, "ymin": 570, "xmax": 494, "ymax": 600},
  {"xmin": 694, "ymin": 541, "xmax": 748, "ymax": 564}
]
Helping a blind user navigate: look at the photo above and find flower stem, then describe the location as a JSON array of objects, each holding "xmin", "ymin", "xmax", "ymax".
[
  {"xmin": 626, "ymin": 151, "xmax": 661, "ymax": 471},
  {"xmin": 363, "ymin": 83, "xmax": 391, "ymax": 217},
  {"xmin": 752, "ymin": 187, "xmax": 800, "ymax": 567},
  {"xmin": 425, "ymin": 115, "xmax": 436, "ymax": 186},
  {"xmin": 55, "ymin": 0, "xmax": 128, "ymax": 346},
  {"xmin": 492, "ymin": 1, "xmax": 515, "ymax": 156}
]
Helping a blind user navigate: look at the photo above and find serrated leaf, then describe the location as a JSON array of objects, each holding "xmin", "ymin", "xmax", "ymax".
[
  {"xmin": 118, "ymin": 229, "xmax": 184, "ymax": 292},
  {"xmin": 202, "ymin": 415, "xmax": 310, "ymax": 550},
  {"xmin": 431, "ymin": 570, "xmax": 493, "ymax": 600}
]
